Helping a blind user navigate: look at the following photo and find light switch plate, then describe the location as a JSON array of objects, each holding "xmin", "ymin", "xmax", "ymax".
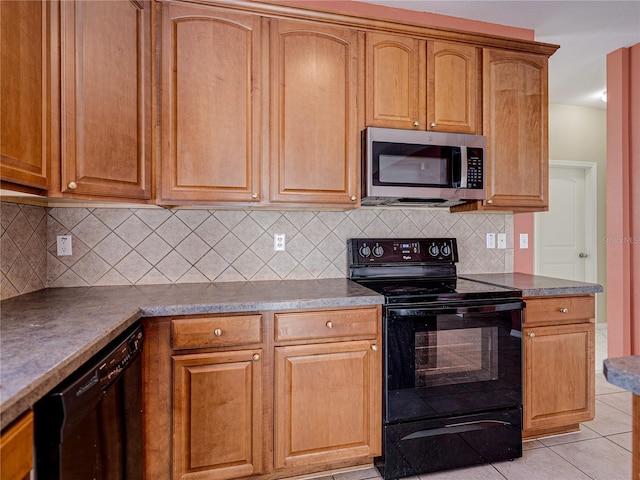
[
  {"xmin": 486, "ymin": 233, "xmax": 496, "ymax": 249},
  {"xmin": 497, "ymin": 233, "xmax": 507, "ymax": 249},
  {"xmin": 519, "ymin": 233, "xmax": 529, "ymax": 249}
]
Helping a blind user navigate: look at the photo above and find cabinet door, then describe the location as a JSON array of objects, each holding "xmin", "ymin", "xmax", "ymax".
[
  {"xmin": 0, "ymin": 1, "xmax": 50, "ymax": 190},
  {"xmin": 523, "ymin": 322, "xmax": 595, "ymax": 434},
  {"xmin": 274, "ymin": 340, "xmax": 381, "ymax": 469},
  {"xmin": 0, "ymin": 411, "xmax": 33, "ymax": 480},
  {"xmin": 482, "ymin": 49, "xmax": 548, "ymax": 210},
  {"xmin": 365, "ymin": 32, "xmax": 426, "ymax": 129},
  {"xmin": 427, "ymin": 41, "xmax": 480, "ymax": 134},
  {"xmin": 270, "ymin": 20, "xmax": 362, "ymax": 207},
  {"xmin": 60, "ymin": 0, "xmax": 152, "ymax": 199},
  {"xmin": 173, "ymin": 350, "xmax": 263, "ymax": 480},
  {"xmin": 159, "ymin": 4, "xmax": 262, "ymax": 204}
]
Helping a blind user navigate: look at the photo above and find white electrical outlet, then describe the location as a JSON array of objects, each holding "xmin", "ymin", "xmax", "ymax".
[
  {"xmin": 519, "ymin": 233, "xmax": 529, "ymax": 249},
  {"xmin": 274, "ymin": 233, "xmax": 286, "ymax": 251},
  {"xmin": 56, "ymin": 235, "xmax": 73, "ymax": 256},
  {"xmin": 486, "ymin": 233, "xmax": 496, "ymax": 249},
  {"xmin": 497, "ymin": 233, "xmax": 507, "ymax": 249}
]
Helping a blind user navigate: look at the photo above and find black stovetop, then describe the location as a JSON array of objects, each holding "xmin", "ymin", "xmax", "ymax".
[
  {"xmin": 348, "ymin": 238, "xmax": 521, "ymax": 304},
  {"xmin": 354, "ymin": 276, "xmax": 521, "ymax": 304}
]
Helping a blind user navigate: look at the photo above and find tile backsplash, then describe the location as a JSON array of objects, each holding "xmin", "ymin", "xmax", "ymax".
[
  {"xmin": 1, "ymin": 202, "xmax": 47, "ymax": 299},
  {"xmin": 1, "ymin": 201, "xmax": 513, "ymax": 298}
]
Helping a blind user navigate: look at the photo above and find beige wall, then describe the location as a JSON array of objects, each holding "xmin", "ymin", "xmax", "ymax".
[{"xmin": 547, "ymin": 103, "xmax": 607, "ymax": 323}]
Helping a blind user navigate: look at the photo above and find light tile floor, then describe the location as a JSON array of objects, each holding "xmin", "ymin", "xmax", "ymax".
[{"xmin": 311, "ymin": 323, "xmax": 634, "ymax": 480}]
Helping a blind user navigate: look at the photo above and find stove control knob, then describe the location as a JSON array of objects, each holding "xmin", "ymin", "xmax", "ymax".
[
  {"xmin": 441, "ymin": 244, "xmax": 451, "ymax": 256},
  {"xmin": 428, "ymin": 245, "xmax": 440, "ymax": 257},
  {"xmin": 372, "ymin": 244, "xmax": 384, "ymax": 257},
  {"xmin": 359, "ymin": 245, "xmax": 371, "ymax": 257}
]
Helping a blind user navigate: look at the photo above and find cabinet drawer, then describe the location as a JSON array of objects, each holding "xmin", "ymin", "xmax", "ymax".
[
  {"xmin": 275, "ymin": 308, "xmax": 379, "ymax": 342},
  {"xmin": 524, "ymin": 296, "xmax": 594, "ymax": 327},
  {"xmin": 172, "ymin": 314, "xmax": 262, "ymax": 350}
]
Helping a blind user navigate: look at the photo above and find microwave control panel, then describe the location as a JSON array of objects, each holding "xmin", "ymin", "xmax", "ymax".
[{"xmin": 466, "ymin": 147, "xmax": 483, "ymax": 189}]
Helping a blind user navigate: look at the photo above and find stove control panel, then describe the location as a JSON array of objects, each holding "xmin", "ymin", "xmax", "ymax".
[{"xmin": 349, "ymin": 238, "xmax": 458, "ymax": 264}]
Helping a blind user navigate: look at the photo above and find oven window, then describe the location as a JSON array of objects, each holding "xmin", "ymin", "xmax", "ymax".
[
  {"xmin": 385, "ymin": 307, "xmax": 522, "ymax": 423},
  {"xmin": 415, "ymin": 326, "xmax": 498, "ymax": 387}
]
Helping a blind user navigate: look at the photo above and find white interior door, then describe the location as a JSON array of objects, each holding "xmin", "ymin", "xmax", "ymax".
[{"xmin": 535, "ymin": 162, "xmax": 596, "ymax": 282}]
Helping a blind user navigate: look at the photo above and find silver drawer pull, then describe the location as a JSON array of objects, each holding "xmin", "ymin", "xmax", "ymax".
[
  {"xmin": 371, "ymin": 344, "xmax": 379, "ymax": 352},
  {"xmin": 252, "ymin": 353, "xmax": 260, "ymax": 362},
  {"xmin": 214, "ymin": 328, "xmax": 222, "ymax": 336},
  {"xmin": 559, "ymin": 308, "xmax": 569, "ymax": 313},
  {"xmin": 326, "ymin": 321, "xmax": 333, "ymax": 329},
  {"xmin": 527, "ymin": 332, "xmax": 536, "ymax": 338}
]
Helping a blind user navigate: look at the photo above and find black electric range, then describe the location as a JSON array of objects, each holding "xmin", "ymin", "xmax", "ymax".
[{"xmin": 348, "ymin": 238, "xmax": 524, "ymax": 479}]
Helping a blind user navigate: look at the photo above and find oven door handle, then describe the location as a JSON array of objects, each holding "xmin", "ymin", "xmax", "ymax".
[
  {"xmin": 400, "ymin": 420, "xmax": 512, "ymax": 441},
  {"xmin": 387, "ymin": 300, "xmax": 525, "ymax": 317}
]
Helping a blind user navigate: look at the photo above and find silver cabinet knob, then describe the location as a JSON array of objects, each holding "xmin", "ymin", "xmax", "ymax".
[
  {"xmin": 68, "ymin": 181, "xmax": 77, "ymax": 190},
  {"xmin": 413, "ymin": 121, "xmax": 419, "ymax": 127},
  {"xmin": 252, "ymin": 353, "xmax": 260, "ymax": 362},
  {"xmin": 527, "ymin": 332, "xmax": 536, "ymax": 338},
  {"xmin": 326, "ymin": 321, "xmax": 333, "ymax": 329},
  {"xmin": 486, "ymin": 199, "xmax": 493, "ymax": 204},
  {"xmin": 559, "ymin": 308, "xmax": 569, "ymax": 314},
  {"xmin": 350, "ymin": 195, "xmax": 357, "ymax": 201},
  {"xmin": 214, "ymin": 328, "xmax": 222, "ymax": 336},
  {"xmin": 251, "ymin": 193, "xmax": 258, "ymax": 199},
  {"xmin": 371, "ymin": 344, "xmax": 379, "ymax": 351},
  {"xmin": 430, "ymin": 122, "xmax": 436, "ymax": 127},
  {"xmin": 579, "ymin": 252, "xmax": 589, "ymax": 258}
]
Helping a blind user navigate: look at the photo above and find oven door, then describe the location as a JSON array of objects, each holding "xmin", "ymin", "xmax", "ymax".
[{"xmin": 384, "ymin": 300, "xmax": 523, "ymax": 424}]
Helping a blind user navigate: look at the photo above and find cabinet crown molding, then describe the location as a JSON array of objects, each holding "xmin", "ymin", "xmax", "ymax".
[{"xmin": 170, "ymin": 0, "xmax": 559, "ymax": 56}]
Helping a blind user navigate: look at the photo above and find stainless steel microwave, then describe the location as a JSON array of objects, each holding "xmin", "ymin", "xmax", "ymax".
[{"xmin": 362, "ymin": 127, "xmax": 486, "ymax": 207}]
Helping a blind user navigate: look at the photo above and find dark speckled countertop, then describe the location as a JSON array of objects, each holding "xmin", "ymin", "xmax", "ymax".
[
  {"xmin": 459, "ymin": 273, "xmax": 603, "ymax": 297},
  {"xmin": 0, "ymin": 279, "xmax": 383, "ymax": 430},
  {"xmin": 603, "ymin": 356, "xmax": 640, "ymax": 396}
]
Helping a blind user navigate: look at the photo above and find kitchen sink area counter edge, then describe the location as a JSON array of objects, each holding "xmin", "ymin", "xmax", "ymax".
[
  {"xmin": 459, "ymin": 272, "xmax": 604, "ymax": 296},
  {"xmin": 0, "ymin": 279, "xmax": 383, "ymax": 430}
]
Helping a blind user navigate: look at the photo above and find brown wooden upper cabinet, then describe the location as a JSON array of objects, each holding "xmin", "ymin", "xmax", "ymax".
[
  {"xmin": 269, "ymin": 19, "xmax": 362, "ymax": 207},
  {"xmin": 454, "ymin": 49, "xmax": 549, "ymax": 212},
  {"xmin": 426, "ymin": 41, "xmax": 481, "ymax": 134},
  {"xmin": 0, "ymin": 1, "xmax": 51, "ymax": 191},
  {"xmin": 365, "ymin": 32, "xmax": 426, "ymax": 130},
  {"xmin": 58, "ymin": 0, "xmax": 152, "ymax": 200},
  {"xmin": 365, "ymin": 33, "xmax": 480, "ymax": 134},
  {"xmin": 158, "ymin": 3, "xmax": 262, "ymax": 204}
]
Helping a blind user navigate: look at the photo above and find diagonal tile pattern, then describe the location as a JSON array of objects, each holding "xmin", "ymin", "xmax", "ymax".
[
  {"xmin": 1, "ymin": 201, "xmax": 514, "ymax": 294},
  {"xmin": 40, "ymin": 206, "xmax": 514, "ymax": 288},
  {"xmin": 1, "ymin": 203, "xmax": 47, "ymax": 299}
]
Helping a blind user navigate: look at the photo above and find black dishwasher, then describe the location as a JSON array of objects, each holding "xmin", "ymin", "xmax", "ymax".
[{"xmin": 34, "ymin": 323, "xmax": 144, "ymax": 480}]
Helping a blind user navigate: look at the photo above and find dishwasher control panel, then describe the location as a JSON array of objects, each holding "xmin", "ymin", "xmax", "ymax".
[{"xmin": 97, "ymin": 325, "xmax": 144, "ymax": 390}]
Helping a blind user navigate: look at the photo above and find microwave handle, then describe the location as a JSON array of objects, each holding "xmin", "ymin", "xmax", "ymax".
[{"xmin": 460, "ymin": 146, "xmax": 468, "ymax": 189}]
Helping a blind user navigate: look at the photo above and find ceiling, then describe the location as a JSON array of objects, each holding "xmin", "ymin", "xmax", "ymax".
[{"xmin": 362, "ymin": 1, "xmax": 640, "ymax": 109}]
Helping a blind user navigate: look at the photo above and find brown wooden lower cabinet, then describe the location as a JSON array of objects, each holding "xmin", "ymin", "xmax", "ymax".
[
  {"xmin": 0, "ymin": 410, "xmax": 33, "ymax": 480},
  {"xmin": 173, "ymin": 349, "xmax": 263, "ymax": 480},
  {"xmin": 143, "ymin": 306, "xmax": 382, "ymax": 480},
  {"xmin": 522, "ymin": 295, "xmax": 596, "ymax": 439},
  {"xmin": 274, "ymin": 340, "xmax": 381, "ymax": 469}
]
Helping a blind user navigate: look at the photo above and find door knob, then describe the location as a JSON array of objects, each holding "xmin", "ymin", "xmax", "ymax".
[{"xmin": 579, "ymin": 252, "xmax": 589, "ymax": 258}]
